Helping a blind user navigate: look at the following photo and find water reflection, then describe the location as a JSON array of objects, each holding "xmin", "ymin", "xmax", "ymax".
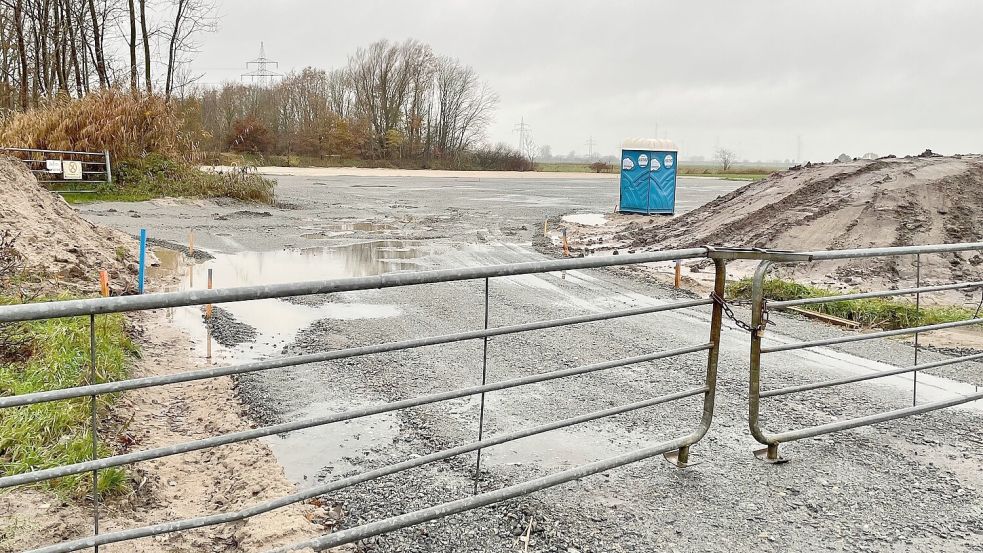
[{"xmin": 150, "ymin": 241, "xmax": 425, "ymax": 363}]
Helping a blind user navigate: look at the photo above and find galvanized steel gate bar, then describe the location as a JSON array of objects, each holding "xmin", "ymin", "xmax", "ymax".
[
  {"xmin": 2, "ymin": 247, "xmax": 730, "ymax": 553},
  {"xmin": 747, "ymin": 242, "xmax": 983, "ymax": 462},
  {"xmin": 3, "ymin": 242, "xmax": 983, "ymax": 552}
]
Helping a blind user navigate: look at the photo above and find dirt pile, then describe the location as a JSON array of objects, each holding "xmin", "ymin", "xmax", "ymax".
[
  {"xmin": 617, "ymin": 155, "xmax": 983, "ymax": 289},
  {"xmin": 0, "ymin": 157, "xmax": 145, "ymax": 290}
]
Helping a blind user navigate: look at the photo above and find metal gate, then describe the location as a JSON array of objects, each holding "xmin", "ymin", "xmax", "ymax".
[
  {"xmin": 0, "ymin": 247, "xmax": 759, "ymax": 553},
  {"xmin": 0, "ymin": 146, "xmax": 112, "ymax": 194},
  {"xmin": 747, "ymin": 243, "xmax": 983, "ymax": 462},
  {"xmin": 0, "ymin": 242, "xmax": 981, "ymax": 551}
]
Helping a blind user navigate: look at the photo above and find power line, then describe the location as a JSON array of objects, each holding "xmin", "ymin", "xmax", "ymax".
[
  {"xmin": 513, "ymin": 117, "xmax": 532, "ymax": 157},
  {"xmin": 241, "ymin": 42, "xmax": 282, "ymax": 86},
  {"xmin": 584, "ymin": 136, "xmax": 597, "ymax": 160}
]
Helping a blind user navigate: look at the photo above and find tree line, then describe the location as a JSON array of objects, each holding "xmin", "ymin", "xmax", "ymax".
[
  {"xmin": 193, "ymin": 39, "xmax": 499, "ymax": 163},
  {"xmin": 0, "ymin": 1, "xmax": 510, "ymax": 167},
  {"xmin": 0, "ymin": 0, "xmax": 213, "ymax": 111}
]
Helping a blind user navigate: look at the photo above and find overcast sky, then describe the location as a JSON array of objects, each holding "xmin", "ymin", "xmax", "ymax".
[{"xmin": 192, "ymin": 1, "xmax": 982, "ymax": 162}]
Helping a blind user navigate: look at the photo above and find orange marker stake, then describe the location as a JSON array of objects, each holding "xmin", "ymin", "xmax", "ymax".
[
  {"xmin": 205, "ymin": 268, "xmax": 213, "ymax": 318},
  {"xmin": 205, "ymin": 267, "xmax": 213, "ymax": 362},
  {"xmin": 99, "ymin": 270, "xmax": 110, "ymax": 297},
  {"xmin": 674, "ymin": 260, "xmax": 682, "ymax": 288}
]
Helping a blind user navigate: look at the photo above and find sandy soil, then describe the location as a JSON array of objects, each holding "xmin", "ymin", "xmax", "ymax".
[
  {"xmin": 0, "ymin": 308, "xmax": 326, "ymax": 552},
  {"xmin": 205, "ymin": 165, "xmax": 614, "ymax": 180},
  {"xmin": 0, "ymin": 158, "xmax": 150, "ymax": 292},
  {"xmin": 566, "ymin": 155, "xmax": 983, "ymax": 295}
]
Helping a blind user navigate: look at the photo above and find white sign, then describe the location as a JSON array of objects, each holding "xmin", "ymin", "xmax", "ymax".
[
  {"xmin": 664, "ymin": 154, "xmax": 674, "ymax": 169},
  {"xmin": 622, "ymin": 157, "xmax": 634, "ymax": 170},
  {"xmin": 63, "ymin": 160, "xmax": 83, "ymax": 180},
  {"xmin": 45, "ymin": 159, "xmax": 62, "ymax": 173},
  {"xmin": 650, "ymin": 158, "xmax": 661, "ymax": 171},
  {"xmin": 637, "ymin": 154, "xmax": 648, "ymax": 167}
]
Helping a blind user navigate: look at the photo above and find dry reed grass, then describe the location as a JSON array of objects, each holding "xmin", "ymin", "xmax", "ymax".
[{"xmin": 0, "ymin": 90, "xmax": 180, "ymax": 160}]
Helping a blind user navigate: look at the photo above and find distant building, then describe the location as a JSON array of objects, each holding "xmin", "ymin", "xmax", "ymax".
[{"xmin": 861, "ymin": 152, "xmax": 878, "ymax": 160}]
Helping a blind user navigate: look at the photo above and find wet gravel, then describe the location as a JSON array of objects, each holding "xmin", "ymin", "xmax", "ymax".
[
  {"xmin": 234, "ymin": 259, "xmax": 983, "ymax": 552},
  {"xmin": 143, "ymin": 236, "xmax": 215, "ymax": 261},
  {"xmin": 204, "ymin": 306, "xmax": 257, "ymax": 347},
  {"xmin": 84, "ymin": 171, "xmax": 982, "ymax": 551}
]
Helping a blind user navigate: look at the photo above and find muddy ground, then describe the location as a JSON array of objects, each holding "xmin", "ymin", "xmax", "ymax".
[
  {"xmin": 0, "ymin": 309, "xmax": 324, "ymax": 552},
  {"xmin": 72, "ymin": 169, "xmax": 983, "ymax": 552}
]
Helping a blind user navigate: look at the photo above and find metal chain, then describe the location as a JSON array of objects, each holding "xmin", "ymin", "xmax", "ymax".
[{"xmin": 711, "ymin": 292, "xmax": 769, "ymax": 335}]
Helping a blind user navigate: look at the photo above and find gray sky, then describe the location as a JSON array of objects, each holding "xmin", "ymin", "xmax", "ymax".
[{"xmin": 193, "ymin": 1, "xmax": 982, "ymax": 162}]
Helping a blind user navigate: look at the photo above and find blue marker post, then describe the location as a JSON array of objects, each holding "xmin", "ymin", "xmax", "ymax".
[{"xmin": 137, "ymin": 228, "xmax": 147, "ymax": 294}]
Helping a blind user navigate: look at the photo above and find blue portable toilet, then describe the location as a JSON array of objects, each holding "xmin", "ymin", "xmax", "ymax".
[{"xmin": 619, "ymin": 138, "xmax": 678, "ymax": 215}]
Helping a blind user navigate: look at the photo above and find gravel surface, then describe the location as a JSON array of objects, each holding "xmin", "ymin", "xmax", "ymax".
[
  {"xmin": 205, "ymin": 305, "xmax": 258, "ymax": 347},
  {"xmin": 80, "ymin": 169, "xmax": 983, "ymax": 552}
]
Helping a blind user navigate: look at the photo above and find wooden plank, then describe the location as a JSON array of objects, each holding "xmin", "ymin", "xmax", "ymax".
[{"xmin": 785, "ymin": 306, "xmax": 861, "ymax": 328}]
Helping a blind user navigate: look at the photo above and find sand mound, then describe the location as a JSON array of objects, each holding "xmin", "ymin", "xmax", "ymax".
[
  {"xmin": 0, "ymin": 157, "xmax": 143, "ymax": 290},
  {"xmin": 618, "ymin": 155, "xmax": 983, "ymax": 289}
]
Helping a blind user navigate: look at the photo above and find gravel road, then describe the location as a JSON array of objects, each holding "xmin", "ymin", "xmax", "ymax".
[{"xmin": 79, "ymin": 170, "xmax": 983, "ymax": 552}]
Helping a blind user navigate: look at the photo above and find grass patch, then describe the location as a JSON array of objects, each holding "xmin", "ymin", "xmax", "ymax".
[
  {"xmin": 63, "ymin": 154, "xmax": 276, "ymax": 205},
  {"xmin": 0, "ymin": 296, "xmax": 137, "ymax": 498},
  {"xmin": 728, "ymin": 277, "xmax": 976, "ymax": 330},
  {"xmin": 676, "ymin": 166, "xmax": 773, "ymax": 180}
]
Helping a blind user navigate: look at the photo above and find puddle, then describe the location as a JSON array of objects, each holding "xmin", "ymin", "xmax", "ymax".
[
  {"xmin": 262, "ymin": 402, "xmax": 399, "ymax": 486},
  {"xmin": 149, "ymin": 241, "xmax": 432, "ymax": 487},
  {"xmin": 149, "ymin": 240, "xmax": 428, "ymax": 362},
  {"xmin": 562, "ymin": 213, "xmax": 607, "ymax": 226},
  {"xmin": 300, "ymin": 221, "xmax": 395, "ymax": 240}
]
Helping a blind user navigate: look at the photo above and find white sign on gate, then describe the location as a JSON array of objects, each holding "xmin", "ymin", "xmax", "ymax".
[
  {"xmin": 63, "ymin": 160, "xmax": 83, "ymax": 180},
  {"xmin": 45, "ymin": 159, "xmax": 62, "ymax": 173}
]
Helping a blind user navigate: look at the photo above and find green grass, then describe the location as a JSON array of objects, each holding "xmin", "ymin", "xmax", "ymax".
[
  {"xmin": 61, "ymin": 153, "xmax": 276, "ymax": 205},
  {"xmin": 728, "ymin": 277, "xmax": 976, "ymax": 330},
  {"xmin": 0, "ymin": 296, "xmax": 137, "ymax": 498}
]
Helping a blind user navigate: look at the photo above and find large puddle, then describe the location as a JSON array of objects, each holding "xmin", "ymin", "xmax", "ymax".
[
  {"xmin": 150, "ymin": 240, "xmax": 431, "ymax": 486},
  {"xmin": 152, "ymin": 242, "xmax": 426, "ymax": 361}
]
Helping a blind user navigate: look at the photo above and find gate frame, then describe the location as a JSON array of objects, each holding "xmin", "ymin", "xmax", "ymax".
[
  {"xmin": 747, "ymin": 243, "xmax": 983, "ymax": 462},
  {"xmin": 5, "ymin": 242, "xmax": 983, "ymax": 551},
  {"xmin": 0, "ymin": 247, "xmax": 759, "ymax": 553},
  {"xmin": 0, "ymin": 146, "xmax": 112, "ymax": 194}
]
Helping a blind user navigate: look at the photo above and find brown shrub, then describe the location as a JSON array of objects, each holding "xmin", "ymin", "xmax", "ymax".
[{"xmin": 227, "ymin": 116, "xmax": 273, "ymax": 154}]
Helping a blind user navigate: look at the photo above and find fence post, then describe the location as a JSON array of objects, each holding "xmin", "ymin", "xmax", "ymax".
[
  {"xmin": 89, "ymin": 314, "xmax": 100, "ymax": 551},
  {"xmin": 473, "ymin": 277, "xmax": 491, "ymax": 495},
  {"xmin": 913, "ymin": 253, "xmax": 921, "ymax": 406},
  {"xmin": 137, "ymin": 229, "xmax": 147, "ymax": 294},
  {"xmin": 748, "ymin": 261, "xmax": 783, "ymax": 462},
  {"xmin": 104, "ymin": 150, "xmax": 112, "ymax": 184}
]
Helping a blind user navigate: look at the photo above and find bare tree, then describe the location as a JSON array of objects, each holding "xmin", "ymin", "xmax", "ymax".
[
  {"xmin": 164, "ymin": 0, "xmax": 215, "ymax": 101},
  {"xmin": 127, "ymin": 0, "xmax": 137, "ymax": 91},
  {"xmin": 187, "ymin": 41, "xmax": 498, "ymax": 164},
  {"xmin": 85, "ymin": 0, "xmax": 108, "ymax": 87},
  {"xmin": 715, "ymin": 148, "xmax": 735, "ymax": 172},
  {"xmin": 430, "ymin": 56, "xmax": 497, "ymax": 157},
  {"xmin": 139, "ymin": 0, "xmax": 150, "ymax": 93}
]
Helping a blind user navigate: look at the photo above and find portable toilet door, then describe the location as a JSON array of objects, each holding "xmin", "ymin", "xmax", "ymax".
[
  {"xmin": 618, "ymin": 151, "xmax": 650, "ymax": 213},
  {"xmin": 647, "ymin": 150, "xmax": 677, "ymax": 213},
  {"xmin": 619, "ymin": 139, "xmax": 678, "ymax": 215}
]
